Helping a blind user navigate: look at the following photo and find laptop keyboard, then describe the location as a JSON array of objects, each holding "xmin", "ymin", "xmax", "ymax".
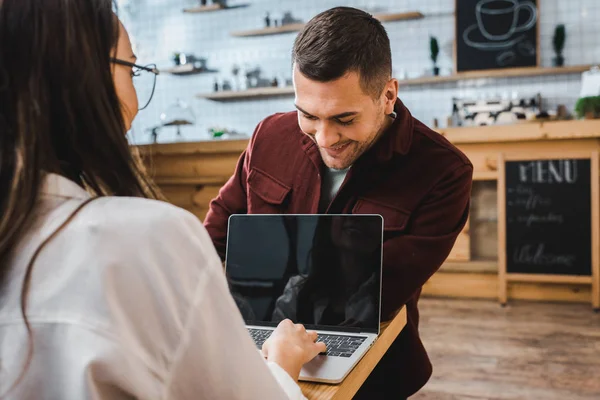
[
  {"xmin": 248, "ymin": 328, "xmax": 273, "ymax": 349},
  {"xmin": 317, "ymin": 334, "xmax": 367, "ymax": 357},
  {"xmin": 248, "ymin": 328, "xmax": 367, "ymax": 358}
]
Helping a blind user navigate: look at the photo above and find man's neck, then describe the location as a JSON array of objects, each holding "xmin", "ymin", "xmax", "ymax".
[{"xmin": 364, "ymin": 112, "xmax": 395, "ymax": 155}]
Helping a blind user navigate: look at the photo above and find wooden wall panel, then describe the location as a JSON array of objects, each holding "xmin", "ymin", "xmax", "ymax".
[
  {"xmin": 447, "ymin": 218, "xmax": 470, "ymax": 262},
  {"xmin": 423, "ymin": 271, "xmax": 592, "ymax": 303},
  {"xmin": 160, "ymin": 184, "xmax": 223, "ymax": 222},
  {"xmin": 148, "ymin": 154, "xmax": 240, "ymax": 181}
]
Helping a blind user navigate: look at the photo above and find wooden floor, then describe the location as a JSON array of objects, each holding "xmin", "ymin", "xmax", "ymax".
[{"xmin": 410, "ymin": 298, "xmax": 600, "ymax": 400}]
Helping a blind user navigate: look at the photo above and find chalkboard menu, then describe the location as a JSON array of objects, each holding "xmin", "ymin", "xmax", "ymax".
[
  {"xmin": 456, "ymin": 0, "xmax": 539, "ymax": 72},
  {"xmin": 505, "ymin": 158, "xmax": 592, "ymax": 276}
]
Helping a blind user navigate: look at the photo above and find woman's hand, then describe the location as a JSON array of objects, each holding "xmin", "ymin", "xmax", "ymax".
[{"xmin": 262, "ymin": 319, "xmax": 327, "ymax": 380}]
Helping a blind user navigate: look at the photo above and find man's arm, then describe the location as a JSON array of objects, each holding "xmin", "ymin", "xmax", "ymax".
[
  {"xmin": 203, "ymin": 148, "xmax": 249, "ymax": 260},
  {"xmin": 204, "ymin": 116, "xmax": 285, "ymax": 259},
  {"xmin": 381, "ymin": 163, "xmax": 473, "ymax": 319}
]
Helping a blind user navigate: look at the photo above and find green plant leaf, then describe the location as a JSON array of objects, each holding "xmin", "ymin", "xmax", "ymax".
[
  {"xmin": 430, "ymin": 36, "xmax": 439, "ymax": 63},
  {"xmin": 553, "ymin": 24, "xmax": 566, "ymax": 55},
  {"xmin": 574, "ymin": 96, "xmax": 600, "ymax": 118}
]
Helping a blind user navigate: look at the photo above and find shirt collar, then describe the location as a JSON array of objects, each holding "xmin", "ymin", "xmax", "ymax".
[
  {"xmin": 40, "ymin": 173, "xmax": 91, "ymax": 200},
  {"xmin": 370, "ymin": 99, "xmax": 414, "ymax": 163}
]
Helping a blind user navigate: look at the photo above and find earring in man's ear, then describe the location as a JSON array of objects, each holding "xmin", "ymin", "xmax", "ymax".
[{"xmin": 388, "ymin": 111, "xmax": 397, "ymax": 119}]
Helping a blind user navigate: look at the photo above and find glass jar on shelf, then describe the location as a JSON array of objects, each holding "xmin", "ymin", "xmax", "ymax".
[{"xmin": 160, "ymin": 99, "xmax": 196, "ymax": 140}]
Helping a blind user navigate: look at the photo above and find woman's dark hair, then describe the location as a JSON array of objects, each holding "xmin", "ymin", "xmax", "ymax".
[
  {"xmin": 0, "ymin": 0, "xmax": 160, "ymax": 394},
  {"xmin": 296, "ymin": 216, "xmax": 380, "ymax": 326}
]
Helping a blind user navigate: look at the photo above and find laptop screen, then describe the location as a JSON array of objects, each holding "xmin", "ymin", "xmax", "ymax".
[{"xmin": 225, "ymin": 214, "xmax": 383, "ymax": 334}]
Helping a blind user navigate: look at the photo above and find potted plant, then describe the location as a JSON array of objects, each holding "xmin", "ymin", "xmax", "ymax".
[
  {"xmin": 552, "ymin": 24, "xmax": 566, "ymax": 67},
  {"xmin": 430, "ymin": 36, "xmax": 440, "ymax": 76},
  {"xmin": 574, "ymin": 96, "xmax": 600, "ymax": 119},
  {"xmin": 172, "ymin": 52, "xmax": 181, "ymax": 66}
]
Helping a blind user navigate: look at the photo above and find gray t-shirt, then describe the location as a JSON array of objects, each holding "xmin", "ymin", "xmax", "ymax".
[{"xmin": 318, "ymin": 166, "xmax": 350, "ymax": 212}]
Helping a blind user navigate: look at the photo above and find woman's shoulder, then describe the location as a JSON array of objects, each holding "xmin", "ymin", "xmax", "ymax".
[
  {"xmin": 74, "ymin": 196, "xmax": 204, "ymax": 242},
  {"xmin": 33, "ymin": 197, "xmax": 224, "ymax": 379},
  {"xmin": 46, "ymin": 196, "xmax": 222, "ymax": 320},
  {"xmin": 89, "ymin": 196, "xmax": 198, "ymax": 229},
  {"xmin": 58, "ymin": 196, "xmax": 219, "ymax": 276}
]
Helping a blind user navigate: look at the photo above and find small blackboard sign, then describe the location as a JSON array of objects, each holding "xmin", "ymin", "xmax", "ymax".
[
  {"xmin": 498, "ymin": 152, "xmax": 600, "ymax": 310},
  {"xmin": 505, "ymin": 158, "xmax": 591, "ymax": 276},
  {"xmin": 455, "ymin": 0, "xmax": 539, "ymax": 72}
]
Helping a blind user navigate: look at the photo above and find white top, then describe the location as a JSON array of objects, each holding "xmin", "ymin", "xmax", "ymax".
[{"xmin": 0, "ymin": 173, "xmax": 304, "ymax": 399}]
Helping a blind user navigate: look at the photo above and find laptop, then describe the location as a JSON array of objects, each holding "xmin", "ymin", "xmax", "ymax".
[{"xmin": 225, "ymin": 214, "xmax": 383, "ymax": 383}]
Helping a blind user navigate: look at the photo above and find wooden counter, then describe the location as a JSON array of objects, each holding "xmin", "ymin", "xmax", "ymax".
[
  {"xmin": 300, "ymin": 307, "xmax": 407, "ymax": 400},
  {"xmin": 138, "ymin": 139, "xmax": 248, "ymax": 221},
  {"xmin": 136, "ymin": 119, "xmax": 600, "ymax": 305},
  {"xmin": 432, "ymin": 119, "xmax": 600, "ymax": 305}
]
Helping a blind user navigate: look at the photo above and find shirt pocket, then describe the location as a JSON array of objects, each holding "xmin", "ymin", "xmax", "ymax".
[
  {"xmin": 247, "ymin": 167, "xmax": 291, "ymax": 214},
  {"xmin": 352, "ymin": 198, "xmax": 411, "ymax": 233}
]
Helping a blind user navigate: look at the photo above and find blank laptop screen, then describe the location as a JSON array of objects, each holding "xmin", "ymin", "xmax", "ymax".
[{"xmin": 225, "ymin": 215, "xmax": 383, "ymax": 334}]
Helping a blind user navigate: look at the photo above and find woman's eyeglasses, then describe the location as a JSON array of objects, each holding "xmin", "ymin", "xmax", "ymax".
[{"xmin": 110, "ymin": 58, "xmax": 159, "ymax": 111}]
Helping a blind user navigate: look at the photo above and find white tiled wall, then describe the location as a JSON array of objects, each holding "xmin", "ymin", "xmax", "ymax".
[{"xmin": 119, "ymin": 0, "xmax": 600, "ymax": 144}]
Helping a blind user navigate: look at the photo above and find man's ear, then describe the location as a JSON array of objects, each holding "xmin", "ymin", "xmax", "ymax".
[{"xmin": 383, "ymin": 78, "xmax": 398, "ymax": 115}]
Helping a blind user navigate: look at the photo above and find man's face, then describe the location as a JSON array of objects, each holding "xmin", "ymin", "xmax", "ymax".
[{"xmin": 293, "ymin": 66, "xmax": 393, "ymax": 170}]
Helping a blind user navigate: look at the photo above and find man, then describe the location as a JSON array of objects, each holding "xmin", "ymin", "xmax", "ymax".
[{"xmin": 204, "ymin": 6, "xmax": 473, "ymax": 399}]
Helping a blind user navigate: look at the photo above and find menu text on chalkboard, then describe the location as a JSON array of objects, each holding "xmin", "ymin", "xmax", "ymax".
[{"xmin": 505, "ymin": 158, "xmax": 592, "ymax": 276}]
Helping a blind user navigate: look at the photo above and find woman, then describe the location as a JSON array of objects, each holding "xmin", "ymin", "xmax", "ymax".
[
  {"xmin": 272, "ymin": 216, "xmax": 382, "ymax": 328},
  {"xmin": 0, "ymin": 1, "xmax": 324, "ymax": 398}
]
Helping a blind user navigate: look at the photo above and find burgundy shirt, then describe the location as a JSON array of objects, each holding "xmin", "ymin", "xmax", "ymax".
[{"xmin": 204, "ymin": 100, "xmax": 473, "ymax": 397}]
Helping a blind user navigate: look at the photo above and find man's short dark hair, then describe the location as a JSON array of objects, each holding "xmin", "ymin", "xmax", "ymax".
[{"xmin": 292, "ymin": 7, "xmax": 392, "ymax": 98}]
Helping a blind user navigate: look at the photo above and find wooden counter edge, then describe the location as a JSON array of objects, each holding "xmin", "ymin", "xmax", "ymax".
[
  {"xmin": 133, "ymin": 121, "xmax": 600, "ymax": 157},
  {"xmin": 135, "ymin": 139, "xmax": 249, "ymax": 156},
  {"xmin": 299, "ymin": 307, "xmax": 407, "ymax": 400},
  {"xmin": 438, "ymin": 120, "xmax": 600, "ymax": 144}
]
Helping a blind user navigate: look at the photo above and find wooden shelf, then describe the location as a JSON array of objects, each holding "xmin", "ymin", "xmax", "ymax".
[
  {"xmin": 183, "ymin": 3, "xmax": 248, "ymax": 13},
  {"xmin": 231, "ymin": 23, "xmax": 305, "ymax": 37},
  {"xmin": 231, "ymin": 11, "xmax": 424, "ymax": 37},
  {"xmin": 197, "ymin": 86, "xmax": 295, "ymax": 100},
  {"xmin": 373, "ymin": 11, "xmax": 424, "ymax": 22},
  {"xmin": 401, "ymin": 64, "xmax": 594, "ymax": 86},
  {"xmin": 183, "ymin": 3, "xmax": 224, "ymax": 13},
  {"xmin": 197, "ymin": 65, "xmax": 595, "ymax": 101},
  {"xmin": 162, "ymin": 64, "xmax": 218, "ymax": 76}
]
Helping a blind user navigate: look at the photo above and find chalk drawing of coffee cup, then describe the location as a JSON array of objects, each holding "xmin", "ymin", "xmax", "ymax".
[{"xmin": 476, "ymin": 0, "xmax": 536, "ymax": 41}]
